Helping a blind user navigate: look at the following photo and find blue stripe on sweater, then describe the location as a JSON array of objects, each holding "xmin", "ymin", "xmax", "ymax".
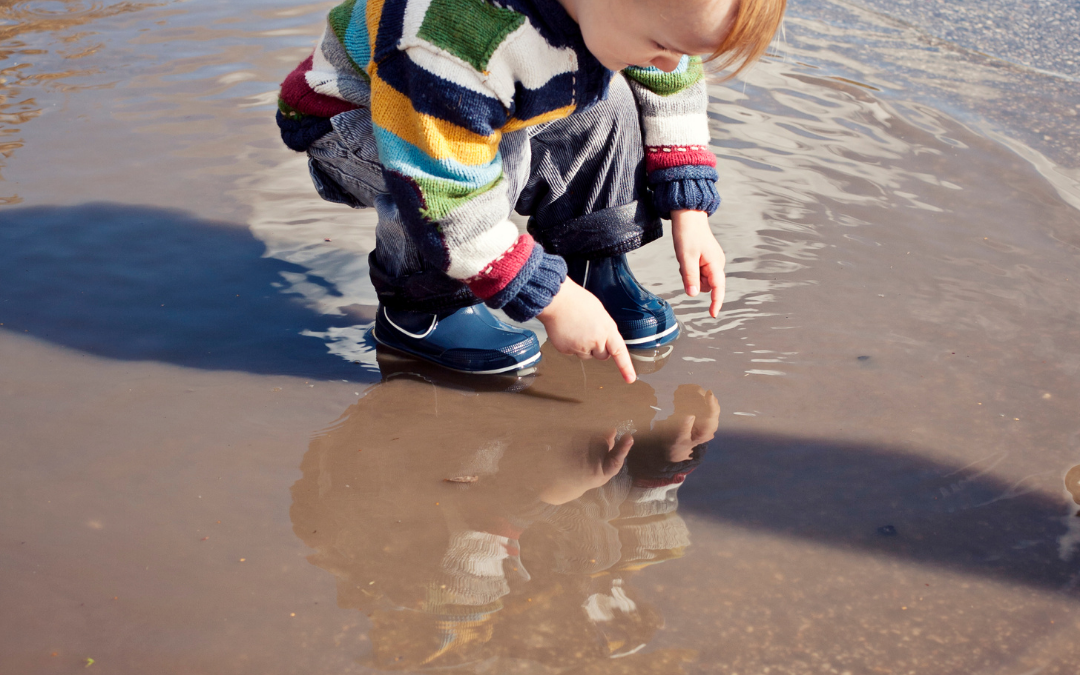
[
  {"xmin": 343, "ymin": 0, "xmax": 372, "ymax": 69},
  {"xmin": 373, "ymin": 126, "xmax": 503, "ymax": 188},
  {"xmin": 626, "ymin": 55, "xmax": 690, "ymax": 78},
  {"xmin": 374, "ymin": 0, "xmax": 407, "ymax": 61},
  {"xmin": 378, "ymin": 51, "xmax": 508, "ymax": 136},
  {"xmin": 498, "ymin": 0, "xmax": 580, "ymax": 49},
  {"xmin": 509, "ymin": 72, "xmax": 575, "ymax": 122}
]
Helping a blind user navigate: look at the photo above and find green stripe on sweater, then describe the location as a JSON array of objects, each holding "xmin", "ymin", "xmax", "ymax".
[
  {"xmin": 328, "ymin": 0, "xmax": 367, "ymax": 76},
  {"xmin": 328, "ymin": 0, "xmax": 357, "ymax": 47},
  {"xmin": 415, "ymin": 174, "xmax": 502, "ymax": 222},
  {"xmin": 418, "ymin": 0, "xmax": 525, "ymax": 72},
  {"xmin": 624, "ymin": 56, "xmax": 704, "ymax": 96}
]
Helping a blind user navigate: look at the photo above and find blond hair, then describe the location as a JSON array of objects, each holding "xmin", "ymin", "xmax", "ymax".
[{"xmin": 708, "ymin": 0, "xmax": 787, "ymax": 78}]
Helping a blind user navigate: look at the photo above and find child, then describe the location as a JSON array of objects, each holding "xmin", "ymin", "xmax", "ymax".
[{"xmin": 277, "ymin": 0, "xmax": 785, "ymax": 382}]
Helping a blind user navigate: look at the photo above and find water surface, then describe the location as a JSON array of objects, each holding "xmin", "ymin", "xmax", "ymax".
[{"xmin": 2, "ymin": 0, "xmax": 1080, "ymax": 673}]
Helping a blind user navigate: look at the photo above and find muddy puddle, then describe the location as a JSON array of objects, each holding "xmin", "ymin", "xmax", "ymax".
[{"xmin": 2, "ymin": 0, "xmax": 1080, "ymax": 673}]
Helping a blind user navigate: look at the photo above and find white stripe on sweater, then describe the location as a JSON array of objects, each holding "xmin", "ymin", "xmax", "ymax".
[
  {"xmin": 306, "ymin": 70, "xmax": 343, "ymax": 99},
  {"xmin": 402, "ymin": 40, "xmax": 501, "ymax": 101},
  {"xmin": 401, "ymin": 0, "xmax": 436, "ymax": 43},
  {"xmin": 308, "ymin": 29, "xmax": 344, "ymax": 99},
  {"xmin": 641, "ymin": 112, "xmax": 711, "ymax": 147},
  {"xmin": 630, "ymin": 79, "xmax": 708, "ymax": 118},
  {"xmin": 485, "ymin": 21, "xmax": 579, "ymax": 104},
  {"xmin": 446, "ymin": 218, "xmax": 520, "ymax": 280},
  {"xmin": 398, "ymin": 18, "xmax": 577, "ymax": 109}
]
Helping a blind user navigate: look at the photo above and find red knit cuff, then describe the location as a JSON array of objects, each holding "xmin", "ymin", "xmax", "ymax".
[
  {"xmin": 465, "ymin": 234, "xmax": 535, "ymax": 300},
  {"xmin": 644, "ymin": 145, "xmax": 716, "ymax": 174},
  {"xmin": 280, "ymin": 55, "xmax": 359, "ymax": 118}
]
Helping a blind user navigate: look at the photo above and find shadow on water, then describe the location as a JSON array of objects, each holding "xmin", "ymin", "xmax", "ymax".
[
  {"xmin": 0, "ymin": 202, "xmax": 376, "ymax": 380},
  {"xmin": 679, "ymin": 432, "xmax": 1078, "ymax": 592},
  {"xmin": 290, "ymin": 348, "xmax": 1078, "ymax": 670}
]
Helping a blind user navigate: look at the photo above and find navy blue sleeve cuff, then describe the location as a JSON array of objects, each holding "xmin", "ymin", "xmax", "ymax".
[
  {"xmin": 649, "ymin": 166, "xmax": 721, "ymax": 218},
  {"xmin": 487, "ymin": 244, "xmax": 567, "ymax": 323},
  {"xmin": 276, "ymin": 109, "xmax": 333, "ymax": 153}
]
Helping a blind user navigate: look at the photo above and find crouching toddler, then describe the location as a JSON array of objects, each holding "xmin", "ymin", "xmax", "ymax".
[{"xmin": 277, "ymin": 0, "xmax": 786, "ymax": 382}]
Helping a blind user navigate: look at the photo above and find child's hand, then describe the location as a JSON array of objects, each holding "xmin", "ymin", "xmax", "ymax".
[
  {"xmin": 538, "ymin": 279, "xmax": 637, "ymax": 383},
  {"xmin": 671, "ymin": 209, "xmax": 726, "ymax": 318}
]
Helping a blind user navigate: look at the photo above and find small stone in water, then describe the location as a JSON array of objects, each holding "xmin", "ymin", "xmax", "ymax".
[{"xmin": 444, "ymin": 476, "xmax": 479, "ymax": 483}]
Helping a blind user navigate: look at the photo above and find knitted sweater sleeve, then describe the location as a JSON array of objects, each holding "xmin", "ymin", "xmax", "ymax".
[
  {"xmin": 623, "ymin": 56, "xmax": 721, "ymax": 218},
  {"xmin": 366, "ymin": 1, "xmax": 566, "ymax": 322}
]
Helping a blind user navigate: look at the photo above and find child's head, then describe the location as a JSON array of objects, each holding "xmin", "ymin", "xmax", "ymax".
[{"xmin": 563, "ymin": 0, "xmax": 786, "ymax": 77}]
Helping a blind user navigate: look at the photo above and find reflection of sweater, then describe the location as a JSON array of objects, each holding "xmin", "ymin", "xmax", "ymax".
[
  {"xmin": 436, "ymin": 456, "xmax": 697, "ymax": 598},
  {"xmin": 278, "ymin": 0, "xmax": 719, "ymax": 320}
]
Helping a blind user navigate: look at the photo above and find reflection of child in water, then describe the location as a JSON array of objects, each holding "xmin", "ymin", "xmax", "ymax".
[{"xmin": 290, "ymin": 348, "xmax": 719, "ymax": 671}]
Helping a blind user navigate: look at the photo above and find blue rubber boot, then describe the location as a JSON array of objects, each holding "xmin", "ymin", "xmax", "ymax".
[
  {"xmin": 566, "ymin": 254, "xmax": 679, "ymax": 349},
  {"xmin": 372, "ymin": 304, "xmax": 541, "ymax": 375}
]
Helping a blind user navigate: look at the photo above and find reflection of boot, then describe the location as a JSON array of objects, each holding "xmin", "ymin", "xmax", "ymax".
[
  {"xmin": 567, "ymin": 254, "xmax": 679, "ymax": 349},
  {"xmin": 582, "ymin": 576, "xmax": 665, "ymax": 659},
  {"xmin": 629, "ymin": 343, "xmax": 674, "ymax": 375},
  {"xmin": 376, "ymin": 345, "xmax": 536, "ymax": 393},
  {"xmin": 368, "ymin": 605, "xmax": 494, "ymax": 670},
  {"xmin": 373, "ymin": 303, "xmax": 540, "ymax": 374}
]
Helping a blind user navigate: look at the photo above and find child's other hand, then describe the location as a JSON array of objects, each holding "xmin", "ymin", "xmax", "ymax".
[
  {"xmin": 671, "ymin": 209, "xmax": 726, "ymax": 318},
  {"xmin": 538, "ymin": 279, "xmax": 637, "ymax": 383}
]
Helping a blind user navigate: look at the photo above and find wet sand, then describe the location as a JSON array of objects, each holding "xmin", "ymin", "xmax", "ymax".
[{"xmin": 3, "ymin": 0, "xmax": 1080, "ymax": 673}]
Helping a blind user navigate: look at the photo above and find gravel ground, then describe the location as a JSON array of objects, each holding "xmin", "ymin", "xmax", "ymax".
[
  {"xmin": 785, "ymin": 0, "xmax": 1080, "ymax": 168},
  {"xmin": 847, "ymin": 0, "xmax": 1080, "ymax": 80}
]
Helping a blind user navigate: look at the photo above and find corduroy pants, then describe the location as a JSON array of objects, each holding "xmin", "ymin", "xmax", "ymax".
[{"xmin": 306, "ymin": 74, "xmax": 662, "ymax": 314}]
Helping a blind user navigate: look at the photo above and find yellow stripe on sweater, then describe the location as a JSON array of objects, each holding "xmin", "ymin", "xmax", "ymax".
[
  {"xmin": 365, "ymin": 0, "xmax": 384, "ymax": 69},
  {"xmin": 370, "ymin": 69, "xmax": 501, "ymax": 166},
  {"xmin": 502, "ymin": 104, "xmax": 575, "ymax": 133}
]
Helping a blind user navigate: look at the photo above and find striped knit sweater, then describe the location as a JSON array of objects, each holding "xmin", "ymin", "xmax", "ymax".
[{"xmin": 278, "ymin": 0, "xmax": 719, "ymax": 320}]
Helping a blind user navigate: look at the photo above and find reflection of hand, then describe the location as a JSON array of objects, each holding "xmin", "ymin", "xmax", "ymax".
[
  {"xmin": 652, "ymin": 386, "xmax": 720, "ymax": 462},
  {"xmin": 538, "ymin": 429, "xmax": 634, "ymax": 505}
]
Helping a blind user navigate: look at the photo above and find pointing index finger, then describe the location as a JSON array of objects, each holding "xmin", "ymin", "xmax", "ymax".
[
  {"xmin": 707, "ymin": 268, "xmax": 726, "ymax": 318},
  {"xmin": 608, "ymin": 335, "xmax": 637, "ymax": 384}
]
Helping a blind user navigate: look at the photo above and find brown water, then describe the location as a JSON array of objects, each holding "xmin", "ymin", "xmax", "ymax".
[{"xmin": 2, "ymin": 0, "xmax": 1080, "ymax": 673}]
